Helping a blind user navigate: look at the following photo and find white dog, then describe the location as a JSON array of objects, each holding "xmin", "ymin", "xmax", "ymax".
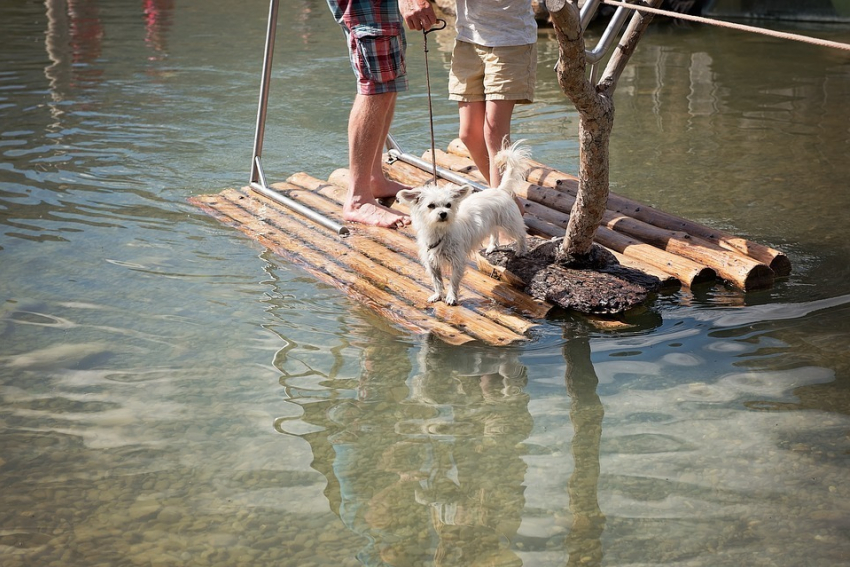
[{"xmin": 397, "ymin": 140, "xmax": 530, "ymax": 306}]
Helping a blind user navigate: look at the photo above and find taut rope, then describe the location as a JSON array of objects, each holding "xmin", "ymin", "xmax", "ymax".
[{"xmin": 601, "ymin": 0, "xmax": 850, "ymax": 52}]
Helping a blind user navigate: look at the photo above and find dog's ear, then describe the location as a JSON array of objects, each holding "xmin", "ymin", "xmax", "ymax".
[
  {"xmin": 451, "ymin": 185, "xmax": 474, "ymax": 201},
  {"xmin": 396, "ymin": 188, "xmax": 421, "ymax": 205}
]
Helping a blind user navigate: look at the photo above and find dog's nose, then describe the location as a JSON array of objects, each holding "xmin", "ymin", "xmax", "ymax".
[{"xmin": 438, "ymin": 211, "xmax": 447, "ymax": 220}]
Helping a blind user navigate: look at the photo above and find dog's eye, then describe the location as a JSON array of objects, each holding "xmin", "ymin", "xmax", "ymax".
[
  {"xmin": 445, "ymin": 203, "xmax": 452, "ymax": 209},
  {"xmin": 427, "ymin": 203, "xmax": 435, "ymax": 209}
]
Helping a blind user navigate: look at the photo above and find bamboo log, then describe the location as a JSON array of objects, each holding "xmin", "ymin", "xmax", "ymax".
[
  {"xmin": 603, "ymin": 214, "xmax": 774, "ymax": 290},
  {"xmin": 440, "ymin": 142, "xmax": 775, "ymax": 290},
  {"xmin": 381, "ymin": 160, "xmax": 437, "ymax": 187},
  {"xmin": 421, "ymin": 149, "xmax": 487, "ymax": 181},
  {"xmin": 524, "ymin": 204, "xmax": 715, "ymax": 287},
  {"xmin": 525, "ymin": 160, "xmax": 790, "ymax": 277},
  {"xmin": 189, "ymin": 191, "xmax": 476, "ymax": 345},
  {"xmin": 608, "ymin": 252, "xmax": 681, "ymax": 289},
  {"xmin": 521, "ymin": 171, "xmax": 775, "ymax": 289},
  {"xmin": 425, "ymin": 150, "xmax": 477, "ymax": 174},
  {"xmin": 475, "ymin": 254, "xmax": 528, "ymax": 288},
  {"xmin": 448, "ymin": 139, "xmax": 789, "ymax": 276},
  {"xmin": 536, "ymin": 186, "xmax": 767, "ymax": 290},
  {"xmin": 448, "ymin": 138, "xmax": 790, "ymax": 276}
]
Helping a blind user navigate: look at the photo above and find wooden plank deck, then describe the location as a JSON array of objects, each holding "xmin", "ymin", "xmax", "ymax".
[{"xmin": 189, "ymin": 140, "xmax": 789, "ymax": 345}]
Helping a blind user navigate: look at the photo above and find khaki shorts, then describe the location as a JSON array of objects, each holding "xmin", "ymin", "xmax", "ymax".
[{"xmin": 448, "ymin": 40, "xmax": 537, "ymax": 104}]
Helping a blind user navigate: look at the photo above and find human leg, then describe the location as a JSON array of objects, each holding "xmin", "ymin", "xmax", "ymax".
[
  {"xmin": 332, "ymin": 2, "xmax": 412, "ymax": 227},
  {"xmin": 448, "ymin": 40, "xmax": 490, "ymax": 184},
  {"xmin": 480, "ymin": 43, "xmax": 536, "ymax": 187},
  {"xmin": 457, "ymin": 101, "xmax": 490, "ymax": 186},
  {"xmin": 483, "ymin": 99, "xmax": 516, "ymax": 187},
  {"xmin": 345, "ymin": 92, "xmax": 410, "ymax": 227},
  {"xmin": 368, "ymin": 91, "xmax": 410, "ymax": 201}
]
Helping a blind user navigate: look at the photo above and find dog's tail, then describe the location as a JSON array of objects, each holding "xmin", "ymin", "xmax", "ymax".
[{"xmin": 493, "ymin": 139, "xmax": 531, "ymax": 195}]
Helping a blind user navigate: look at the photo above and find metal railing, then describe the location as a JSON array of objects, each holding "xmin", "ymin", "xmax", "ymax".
[{"xmin": 249, "ymin": 0, "xmax": 349, "ymax": 236}]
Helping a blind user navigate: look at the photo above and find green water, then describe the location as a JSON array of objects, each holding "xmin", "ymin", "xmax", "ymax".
[{"xmin": 1, "ymin": 1, "xmax": 849, "ymax": 566}]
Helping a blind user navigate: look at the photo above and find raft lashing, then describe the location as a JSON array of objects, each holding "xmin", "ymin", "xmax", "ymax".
[{"xmin": 189, "ymin": 139, "xmax": 790, "ymax": 346}]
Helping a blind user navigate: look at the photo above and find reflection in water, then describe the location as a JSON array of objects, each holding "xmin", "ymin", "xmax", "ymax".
[
  {"xmin": 143, "ymin": 0, "xmax": 175, "ymax": 60},
  {"xmin": 562, "ymin": 330, "xmax": 605, "ymax": 567},
  {"xmin": 43, "ymin": 0, "xmax": 175, "ymax": 121},
  {"xmin": 276, "ymin": 327, "xmax": 617, "ymax": 567},
  {"xmin": 278, "ymin": 334, "xmax": 533, "ymax": 566},
  {"xmin": 44, "ymin": 0, "xmax": 104, "ymax": 104}
]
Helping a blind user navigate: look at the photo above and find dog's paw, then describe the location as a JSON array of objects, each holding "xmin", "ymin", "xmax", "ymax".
[
  {"xmin": 445, "ymin": 293, "xmax": 458, "ymax": 306},
  {"xmin": 428, "ymin": 293, "xmax": 442, "ymax": 303}
]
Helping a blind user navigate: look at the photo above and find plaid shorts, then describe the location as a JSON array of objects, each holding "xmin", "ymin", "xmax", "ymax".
[{"xmin": 327, "ymin": 0, "xmax": 408, "ymax": 95}]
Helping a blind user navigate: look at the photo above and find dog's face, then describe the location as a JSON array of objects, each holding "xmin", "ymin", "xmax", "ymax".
[{"xmin": 397, "ymin": 184, "xmax": 473, "ymax": 228}]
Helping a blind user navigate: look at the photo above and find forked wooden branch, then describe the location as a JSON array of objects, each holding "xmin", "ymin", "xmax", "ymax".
[
  {"xmin": 544, "ymin": 0, "xmax": 661, "ymax": 261},
  {"xmin": 599, "ymin": 0, "xmax": 664, "ymax": 93}
]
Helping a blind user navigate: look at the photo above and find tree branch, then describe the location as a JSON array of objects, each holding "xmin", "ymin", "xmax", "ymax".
[
  {"xmin": 546, "ymin": 0, "xmax": 603, "ymax": 116},
  {"xmin": 597, "ymin": 0, "xmax": 663, "ymax": 94}
]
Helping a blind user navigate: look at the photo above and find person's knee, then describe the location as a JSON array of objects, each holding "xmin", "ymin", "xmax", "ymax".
[{"xmin": 458, "ymin": 125, "xmax": 483, "ymax": 149}]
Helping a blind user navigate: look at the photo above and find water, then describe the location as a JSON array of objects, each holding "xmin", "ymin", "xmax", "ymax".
[{"xmin": 1, "ymin": 1, "xmax": 849, "ymax": 565}]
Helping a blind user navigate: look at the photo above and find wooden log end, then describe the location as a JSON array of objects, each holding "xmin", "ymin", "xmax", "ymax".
[
  {"xmin": 770, "ymin": 254, "xmax": 792, "ymax": 277},
  {"xmin": 690, "ymin": 267, "xmax": 718, "ymax": 287},
  {"xmin": 544, "ymin": 0, "xmax": 568, "ymax": 14},
  {"xmin": 286, "ymin": 172, "xmax": 332, "ymax": 192},
  {"xmin": 743, "ymin": 264, "xmax": 776, "ymax": 292}
]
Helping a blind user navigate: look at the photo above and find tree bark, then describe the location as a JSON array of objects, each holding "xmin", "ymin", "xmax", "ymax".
[{"xmin": 546, "ymin": 0, "xmax": 661, "ymax": 265}]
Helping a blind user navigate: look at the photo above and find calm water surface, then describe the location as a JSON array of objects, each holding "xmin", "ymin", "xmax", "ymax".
[{"xmin": 1, "ymin": 1, "xmax": 849, "ymax": 566}]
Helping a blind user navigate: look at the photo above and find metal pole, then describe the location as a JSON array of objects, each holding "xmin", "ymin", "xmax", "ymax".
[
  {"xmin": 249, "ymin": 0, "xmax": 349, "ymax": 236},
  {"xmin": 251, "ymin": 0, "xmax": 278, "ymax": 184},
  {"xmin": 585, "ymin": 4, "xmax": 632, "ymax": 64},
  {"xmin": 385, "ymin": 134, "xmax": 488, "ymax": 192},
  {"xmin": 580, "ymin": 0, "xmax": 603, "ymax": 30},
  {"xmin": 250, "ymin": 158, "xmax": 349, "ymax": 236}
]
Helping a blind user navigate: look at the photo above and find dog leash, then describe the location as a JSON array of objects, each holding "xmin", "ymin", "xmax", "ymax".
[{"xmin": 423, "ymin": 19, "xmax": 447, "ymax": 185}]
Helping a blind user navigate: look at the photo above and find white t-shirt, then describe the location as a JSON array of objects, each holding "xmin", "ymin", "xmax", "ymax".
[{"xmin": 454, "ymin": 0, "xmax": 538, "ymax": 47}]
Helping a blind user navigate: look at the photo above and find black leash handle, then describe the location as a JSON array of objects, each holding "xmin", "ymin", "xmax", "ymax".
[{"xmin": 423, "ymin": 19, "xmax": 447, "ymax": 185}]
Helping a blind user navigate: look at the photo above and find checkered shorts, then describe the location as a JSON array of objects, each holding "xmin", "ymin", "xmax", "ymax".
[{"xmin": 327, "ymin": 0, "xmax": 408, "ymax": 94}]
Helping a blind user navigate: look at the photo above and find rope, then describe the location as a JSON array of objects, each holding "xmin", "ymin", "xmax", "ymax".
[{"xmin": 600, "ymin": 0, "xmax": 850, "ymax": 52}]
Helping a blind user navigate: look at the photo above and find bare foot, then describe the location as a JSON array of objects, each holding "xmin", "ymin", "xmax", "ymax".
[
  {"xmin": 343, "ymin": 199, "xmax": 410, "ymax": 228},
  {"xmin": 371, "ymin": 177, "xmax": 411, "ymax": 200}
]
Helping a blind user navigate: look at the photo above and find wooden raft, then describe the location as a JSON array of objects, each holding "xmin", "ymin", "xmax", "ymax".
[{"xmin": 189, "ymin": 140, "xmax": 789, "ymax": 345}]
